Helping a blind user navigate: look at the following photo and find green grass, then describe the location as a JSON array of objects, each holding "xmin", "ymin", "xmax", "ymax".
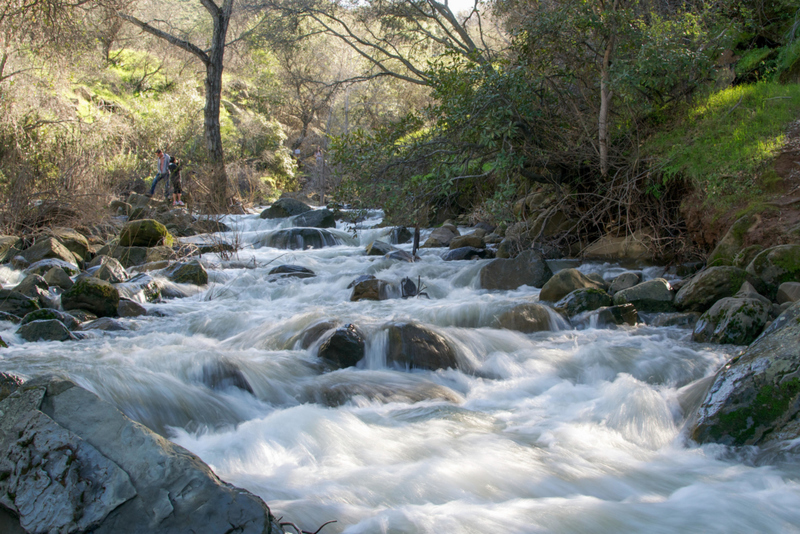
[{"xmin": 644, "ymin": 81, "xmax": 800, "ymax": 210}]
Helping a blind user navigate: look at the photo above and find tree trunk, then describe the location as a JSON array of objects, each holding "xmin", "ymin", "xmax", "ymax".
[
  {"xmin": 599, "ymin": 36, "xmax": 614, "ymax": 178},
  {"xmin": 204, "ymin": 0, "xmax": 232, "ymax": 209}
]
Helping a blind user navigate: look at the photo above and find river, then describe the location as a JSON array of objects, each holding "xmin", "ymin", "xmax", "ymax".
[{"xmin": 2, "ymin": 210, "xmax": 800, "ymax": 533}]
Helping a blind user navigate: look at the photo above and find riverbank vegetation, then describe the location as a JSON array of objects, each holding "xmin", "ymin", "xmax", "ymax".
[{"xmin": 1, "ymin": 0, "xmax": 799, "ymax": 257}]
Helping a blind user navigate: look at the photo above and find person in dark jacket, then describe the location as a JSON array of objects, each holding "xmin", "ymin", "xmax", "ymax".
[{"xmin": 169, "ymin": 156, "xmax": 184, "ymax": 206}]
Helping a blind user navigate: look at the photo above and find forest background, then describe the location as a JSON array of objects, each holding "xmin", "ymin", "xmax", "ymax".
[{"xmin": 1, "ymin": 0, "xmax": 799, "ymax": 261}]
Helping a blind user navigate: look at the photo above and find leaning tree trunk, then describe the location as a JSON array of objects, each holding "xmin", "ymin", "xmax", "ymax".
[{"xmin": 599, "ymin": 35, "xmax": 614, "ymax": 178}]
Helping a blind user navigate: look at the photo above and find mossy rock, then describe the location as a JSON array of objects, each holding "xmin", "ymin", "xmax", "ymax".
[
  {"xmin": 0, "ymin": 289, "xmax": 40, "ymax": 317},
  {"xmin": 62, "ymin": 277, "xmax": 120, "ymax": 317},
  {"xmin": 555, "ymin": 288, "xmax": 613, "ymax": 318},
  {"xmin": 690, "ymin": 300, "xmax": 800, "ymax": 446},
  {"xmin": 692, "ymin": 297, "xmax": 769, "ymax": 345},
  {"xmin": 51, "ymin": 227, "xmax": 90, "ymax": 263},
  {"xmin": 674, "ymin": 266, "xmax": 754, "ymax": 313},
  {"xmin": 21, "ymin": 308, "xmax": 81, "ymax": 331},
  {"xmin": 17, "ymin": 319, "xmax": 77, "ymax": 342},
  {"xmin": 746, "ymin": 244, "xmax": 800, "ymax": 298},
  {"xmin": 166, "ymin": 260, "xmax": 208, "ymax": 286},
  {"xmin": 119, "ymin": 219, "xmax": 174, "ymax": 248}
]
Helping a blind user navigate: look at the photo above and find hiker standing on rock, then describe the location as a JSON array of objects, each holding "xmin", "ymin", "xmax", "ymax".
[
  {"xmin": 147, "ymin": 148, "xmax": 171, "ymax": 200},
  {"xmin": 169, "ymin": 156, "xmax": 184, "ymax": 206}
]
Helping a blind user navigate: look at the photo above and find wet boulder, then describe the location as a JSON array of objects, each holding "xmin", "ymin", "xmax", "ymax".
[
  {"xmin": 390, "ymin": 227, "xmax": 413, "ymax": 244},
  {"xmin": 480, "ymin": 250, "xmax": 553, "ymax": 290},
  {"xmin": 0, "ymin": 311, "xmax": 22, "ymax": 324},
  {"xmin": 50, "ymin": 227, "xmax": 90, "ymax": 264},
  {"xmin": 366, "ymin": 240, "xmax": 396, "ymax": 256},
  {"xmin": 0, "ymin": 289, "xmax": 40, "ymax": 317},
  {"xmin": 612, "ymin": 278, "xmax": 674, "ymax": 313},
  {"xmin": 691, "ymin": 297, "xmax": 770, "ymax": 345},
  {"xmin": 572, "ymin": 304, "xmax": 640, "ymax": 329},
  {"xmin": 539, "ymin": 268, "xmax": 605, "ymax": 302},
  {"xmin": 44, "ymin": 266, "xmax": 74, "ymax": 290},
  {"xmin": 318, "ymin": 324, "xmax": 366, "ymax": 369},
  {"xmin": 673, "ymin": 266, "xmax": 754, "ymax": 313},
  {"xmin": 351, "ymin": 278, "xmax": 392, "ymax": 301},
  {"xmin": 608, "ymin": 272, "xmax": 641, "ymax": 295},
  {"xmin": 119, "ymin": 219, "xmax": 174, "ymax": 248},
  {"xmin": 746, "ymin": 245, "xmax": 800, "ymax": 298},
  {"xmin": 291, "ymin": 208, "xmax": 336, "ymax": 229},
  {"xmin": 449, "ymin": 234, "xmax": 485, "ymax": 250},
  {"xmin": 0, "ymin": 372, "xmax": 24, "ymax": 401},
  {"xmin": 104, "ymin": 245, "xmax": 176, "ymax": 268},
  {"xmin": 0, "ymin": 236, "xmax": 22, "ymax": 263},
  {"xmin": 0, "ymin": 378, "xmax": 281, "ymax": 534},
  {"xmin": 268, "ymin": 265, "xmax": 316, "ymax": 279},
  {"xmin": 495, "ymin": 303, "xmax": 559, "ymax": 332},
  {"xmin": 17, "ymin": 319, "xmax": 77, "ymax": 342},
  {"xmin": 555, "ymin": 288, "xmax": 613, "ymax": 318},
  {"xmin": 21, "ymin": 309, "xmax": 81, "ymax": 331},
  {"xmin": 310, "ymin": 371, "xmax": 463, "ymax": 407},
  {"xmin": 118, "ymin": 298, "xmax": 147, "ymax": 317},
  {"xmin": 347, "ymin": 275, "xmax": 376, "ymax": 289},
  {"xmin": 443, "ymin": 247, "xmax": 489, "ymax": 261},
  {"xmin": 21, "ymin": 236, "xmax": 78, "ymax": 266},
  {"xmin": 422, "ymin": 225, "xmax": 459, "ymax": 248},
  {"xmin": 259, "ymin": 197, "xmax": 312, "ymax": 219},
  {"xmin": 14, "ymin": 274, "xmax": 58, "ymax": 309},
  {"xmin": 690, "ymin": 301, "xmax": 800, "ymax": 447},
  {"xmin": 24, "ymin": 258, "xmax": 80, "ymax": 277},
  {"xmin": 115, "ymin": 273, "xmax": 161, "ymax": 303},
  {"xmin": 62, "ymin": 277, "xmax": 120, "ymax": 317},
  {"xmin": 386, "ymin": 322, "xmax": 459, "ymax": 371},
  {"xmin": 166, "ymin": 260, "xmax": 208, "ymax": 286},
  {"xmin": 83, "ymin": 317, "xmax": 128, "ymax": 331}
]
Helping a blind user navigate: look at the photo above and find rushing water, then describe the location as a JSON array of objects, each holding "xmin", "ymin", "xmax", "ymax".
[{"xmin": 2, "ymin": 210, "xmax": 800, "ymax": 533}]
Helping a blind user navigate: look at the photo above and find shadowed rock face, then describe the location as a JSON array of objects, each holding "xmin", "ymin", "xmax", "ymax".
[
  {"xmin": 480, "ymin": 250, "xmax": 553, "ymax": 290},
  {"xmin": 318, "ymin": 324, "xmax": 366, "ymax": 369},
  {"xmin": 259, "ymin": 197, "xmax": 312, "ymax": 219},
  {"xmin": 690, "ymin": 301, "xmax": 800, "ymax": 447},
  {"xmin": 0, "ymin": 378, "xmax": 283, "ymax": 534}
]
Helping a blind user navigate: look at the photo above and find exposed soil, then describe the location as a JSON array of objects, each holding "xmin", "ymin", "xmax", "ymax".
[{"xmin": 682, "ymin": 118, "xmax": 800, "ymax": 254}]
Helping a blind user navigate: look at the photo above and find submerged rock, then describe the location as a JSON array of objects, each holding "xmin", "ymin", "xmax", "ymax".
[
  {"xmin": 258, "ymin": 228, "xmax": 346, "ymax": 250},
  {"xmin": 291, "ymin": 208, "xmax": 335, "ymax": 228},
  {"xmin": 268, "ymin": 265, "xmax": 316, "ymax": 279},
  {"xmin": 554, "ymin": 288, "xmax": 613, "ymax": 318},
  {"xmin": 17, "ymin": 319, "xmax": 77, "ymax": 342},
  {"xmin": 443, "ymin": 246, "xmax": 488, "ymax": 261},
  {"xmin": 309, "ymin": 370, "xmax": 463, "ymax": 407},
  {"xmin": 366, "ymin": 240, "xmax": 396, "ymax": 256},
  {"xmin": 201, "ymin": 360, "xmax": 254, "ymax": 394},
  {"xmin": 572, "ymin": 304, "xmax": 640, "ymax": 329},
  {"xmin": 690, "ymin": 301, "xmax": 800, "ymax": 447},
  {"xmin": 351, "ymin": 278, "xmax": 392, "ymax": 301}
]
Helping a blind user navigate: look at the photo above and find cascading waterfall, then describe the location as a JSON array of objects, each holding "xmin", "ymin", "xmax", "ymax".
[{"xmin": 2, "ymin": 209, "xmax": 800, "ymax": 533}]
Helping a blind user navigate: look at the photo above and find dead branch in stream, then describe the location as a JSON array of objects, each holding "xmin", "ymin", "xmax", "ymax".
[{"xmin": 278, "ymin": 518, "xmax": 337, "ymax": 534}]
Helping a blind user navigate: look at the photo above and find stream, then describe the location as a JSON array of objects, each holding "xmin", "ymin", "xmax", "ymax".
[{"xmin": 2, "ymin": 209, "xmax": 800, "ymax": 533}]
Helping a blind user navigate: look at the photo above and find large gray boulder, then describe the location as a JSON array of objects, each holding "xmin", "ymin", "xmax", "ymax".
[
  {"xmin": 539, "ymin": 268, "xmax": 605, "ymax": 302},
  {"xmin": 93, "ymin": 257, "xmax": 130, "ymax": 284},
  {"xmin": 608, "ymin": 272, "xmax": 641, "ymax": 295},
  {"xmin": 706, "ymin": 215, "xmax": 758, "ymax": 267},
  {"xmin": 0, "ymin": 378, "xmax": 283, "ymax": 533},
  {"xmin": 386, "ymin": 322, "xmax": 459, "ymax": 371},
  {"xmin": 691, "ymin": 297, "xmax": 770, "ymax": 345},
  {"xmin": 17, "ymin": 319, "xmax": 77, "ymax": 342},
  {"xmin": 674, "ymin": 266, "xmax": 755, "ymax": 313},
  {"xmin": 21, "ymin": 237, "xmax": 77, "ymax": 266},
  {"xmin": 259, "ymin": 197, "xmax": 312, "ymax": 219},
  {"xmin": 62, "ymin": 277, "xmax": 120, "ymax": 317},
  {"xmin": 555, "ymin": 288, "xmax": 613, "ymax": 318},
  {"xmin": 24, "ymin": 258, "xmax": 80, "ymax": 277},
  {"xmin": 51, "ymin": 227, "xmax": 91, "ymax": 264},
  {"xmin": 21, "ymin": 309, "xmax": 81, "ymax": 331},
  {"xmin": 351, "ymin": 278, "xmax": 392, "ymax": 301},
  {"xmin": 480, "ymin": 250, "xmax": 553, "ymax": 290},
  {"xmin": 422, "ymin": 225, "xmax": 459, "ymax": 248},
  {"xmin": 690, "ymin": 301, "xmax": 800, "ymax": 447},
  {"xmin": 612, "ymin": 278, "xmax": 674, "ymax": 313}
]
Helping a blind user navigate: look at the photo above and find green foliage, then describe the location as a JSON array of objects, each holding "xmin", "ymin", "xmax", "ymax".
[{"xmin": 644, "ymin": 82, "xmax": 800, "ymax": 210}]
